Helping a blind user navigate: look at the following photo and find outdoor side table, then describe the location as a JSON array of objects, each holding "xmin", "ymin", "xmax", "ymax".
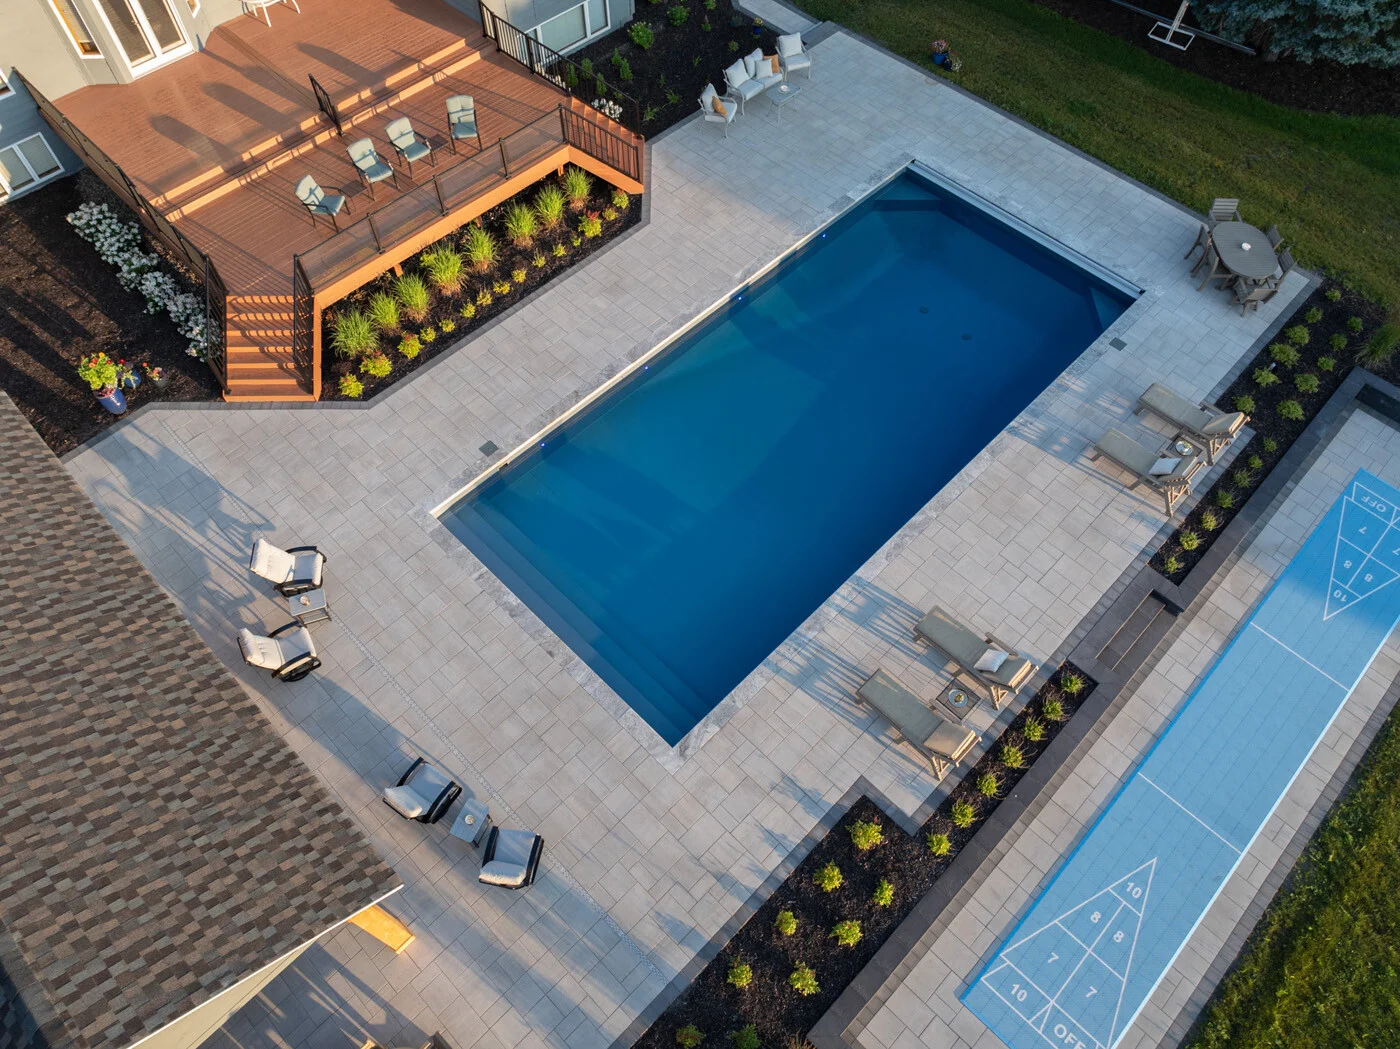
[
  {"xmin": 769, "ymin": 83, "xmax": 802, "ymax": 123},
  {"xmin": 935, "ymin": 681, "xmax": 979, "ymax": 723},
  {"xmin": 1211, "ymin": 221, "xmax": 1278, "ymax": 283},
  {"xmin": 450, "ymin": 796, "xmax": 491, "ymax": 847},
  {"xmin": 288, "ymin": 588, "xmax": 331, "ymax": 626}
]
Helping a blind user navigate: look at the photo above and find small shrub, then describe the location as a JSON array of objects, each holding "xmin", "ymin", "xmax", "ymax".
[
  {"xmin": 1263, "ymin": 437, "xmax": 1278, "ymax": 453},
  {"xmin": 459, "ymin": 302, "xmax": 476, "ymax": 319},
  {"xmin": 1023, "ymin": 716, "xmax": 1045, "ymax": 742},
  {"xmin": 730, "ymin": 1028, "xmax": 759, "ymax": 1049},
  {"xmin": 1318, "ymin": 356, "xmax": 1336, "ymax": 372},
  {"xmin": 1347, "ymin": 315, "xmax": 1364, "ymax": 333},
  {"xmin": 1305, "ymin": 306, "xmax": 1323, "ymax": 324},
  {"xmin": 398, "ymin": 334, "xmax": 422, "ymax": 359},
  {"xmin": 728, "ymin": 40, "xmax": 740, "ymax": 52},
  {"xmin": 331, "ymin": 309, "xmax": 377, "ymax": 358},
  {"xmin": 504, "ymin": 202, "xmax": 538, "ymax": 247},
  {"xmin": 1200, "ymin": 509, "xmax": 1220, "ymax": 531},
  {"xmin": 571, "ymin": 233, "xmax": 582, "ymax": 247},
  {"xmin": 1252, "ymin": 367, "xmax": 1279, "ymax": 387},
  {"xmin": 1000, "ymin": 742, "xmax": 1026, "ymax": 768},
  {"xmin": 1234, "ymin": 394, "xmax": 1256, "ymax": 414},
  {"xmin": 1042, "ymin": 696, "xmax": 1066, "ymax": 722},
  {"xmin": 534, "ymin": 184, "xmax": 567, "ymax": 230},
  {"xmin": 951, "ymin": 800, "xmax": 976, "ymax": 829},
  {"xmin": 814, "ymin": 862, "xmax": 843, "ymax": 892},
  {"xmin": 1278, "ymin": 399, "xmax": 1305, "ymax": 421},
  {"xmin": 476, "ymin": 289, "xmax": 493, "ymax": 307},
  {"xmin": 643, "ymin": 104, "xmax": 661, "ymax": 123},
  {"xmin": 338, "ymin": 373, "xmax": 364, "ymax": 398},
  {"xmin": 1269, "ymin": 343, "xmax": 1300, "ymax": 368},
  {"xmin": 581, "ymin": 57, "xmax": 593, "ymax": 74},
  {"xmin": 359, "ymin": 351, "xmax": 391, "ymax": 378},
  {"xmin": 1178, "ymin": 529, "xmax": 1200, "ymax": 551},
  {"xmin": 977, "ymin": 772, "xmax": 1000, "ymax": 797},
  {"xmin": 677, "ymin": 1028, "xmax": 705, "ymax": 1049},
  {"xmin": 440, "ymin": 318, "xmax": 456, "ymax": 333},
  {"xmin": 512, "ymin": 267, "xmax": 527, "ymax": 284},
  {"xmin": 1163, "ymin": 554, "xmax": 1182, "ymax": 575},
  {"xmin": 612, "ymin": 188, "xmax": 630, "ymax": 209},
  {"xmin": 628, "ymin": 21, "xmax": 655, "ymax": 49},
  {"xmin": 927, "ymin": 831, "xmax": 951, "ymax": 856},
  {"xmin": 668, "ymin": 4, "xmax": 688, "ymax": 23},
  {"xmin": 595, "ymin": 73, "xmax": 607, "ymax": 96},
  {"xmin": 774, "ymin": 910, "xmax": 797, "ymax": 936},
  {"xmin": 1295, "ymin": 373, "xmax": 1320, "ymax": 394},
  {"xmin": 394, "ymin": 273, "xmax": 430, "ymax": 322},
  {"xmin": 1215, "ymin": 488, "xmax": 1236, "ymax": 509},
  {"xmin": 565, "ymin": 65, "xmax": 578, "ymax": 87},
  {"xmin": 727, "ymin": 960, "xmax": 752, "ymax": 990},
  {"xmin": 563, "ymin": 165, "xmax": 594, "ymax": 209},
  {"xmin": 849, "ymin": 818, "xmax": 885, "ymax": 851},
  {"xmin": 830, "ymin": 920, "xmax": 862, "ymax": 948},
  {"xmin": 1060, "ymin": 671, "xmax": 1085, "ymax": 696},
  {"xmin": 617, "ymin": 57, "xmax": 633, "ymax": 81},
  {"xmin": 463, "ymin": 224, "xmax": 498, "ymax": 273},
  {"xmin": 1325, "ymin": 287, "xmax": 1342, "ymax": 302},
  {"xmin": 705, "ymin": 0, "xmax": 716, "ymax": 7},
  {"xmin": 419, "ymin": 326, "xmax": 436, "ymax": 344},
  {"xmin": 1285, "ymin": 324, "xmax": 1310, "ymax": 346},
  {"xmin": 533, "ymin": 252, "xmax": 547, "ymax": 269},
  {"xmin": 493, "ymin": 279, "xmax": 513, "ymax": 295},
  {"xmin": 1358, "ymin": 323, "xmax": 1400, "ymax": 368},
  {"xmin": 420, "ymin": 246, "xmax": 464, "ymax": 294},
  {"xmin": 666, "ymin": 88, "xmax": 681, "ymax": 104},
  {"xmin": 872, "ymin": 879, "xmax": 894, "ymax": 907},
  {"xmin": 789, "ymin": 965, "xmax": 819, "ymax": 997},
  {"xmin": 1233, "ymin": 469, "xmax": 1254, "ymax": 488},
  {"xmin": 580, "ymin": 211, "xmax": 603, "ymax": 238},
  {"xmin": 1329, "ymin": 333, "xmax": 1347, "ymax": 352},
  {"xmin": 552, "ymin": 243, "xmax": 567, "ymax": 257},
  {"xmin": 365, "ymin": 291, "xmax": 400, "ymax": 332},
  {"xmin": 603, "ymin": 206, "xmax": 618, "ymax": 221},
  {"xmin": 1247, "ymin": 454, "xmax": 1263, "ymax": 470}
]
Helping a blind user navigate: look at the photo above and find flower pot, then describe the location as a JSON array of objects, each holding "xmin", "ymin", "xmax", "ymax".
[
  {"xmin": 752, "ymin": 25, "xmax": 762, "ymax": 35},
  {"xmin": 151, "ymin": 375, "xmax": 170, "ymax": 391},
  {"xmin": 95, "ymin": 387, "xmax": 127, "ymax": 415},
  {"xmin": 932, "ymin": 52, "xmax": 949, "ymax": 67},
  {"xmin": 120, "ymin": 373, "xmax": 141, "ymax": 392}
]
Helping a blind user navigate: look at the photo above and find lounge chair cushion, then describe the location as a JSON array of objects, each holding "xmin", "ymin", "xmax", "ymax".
[
  {"xmin": 480, "ymin": 861, "xmax": 529, "ymax": 887},
  {"xmin": 1149, "ymin": 457, "xmax": 1180, "ymax": 476},
  {"xmin": 1201, "ymin": 411, "xmax": 1247, "ymax": 435},
  {"xmin": 858, "ymin": 670, "xmax": 975, "ymax": 761},
  {"xmin": 383, "ymin": 785, "xmax": 427, "ymax": 819},
  {"xmin": 743, "ymin": 49, "xmax": 764, "ymax": 77},
  {"xmin": 777, "ymin": 33, "xmax": 803, "ymax": 57},
  {"xmin": 914, "ymin": 609, "xmax": 986, "ymax": 668},
  {"xmin": 974, "ymin": 648, "xmax": 1008, "ymax": 673},
  {"xmin": 1095, "ymin": 429, "xmax": 1158, "ymax": 476},
  {"xmin": 238, "ymin": 628, "xmax": 284, "ymax": 669}
]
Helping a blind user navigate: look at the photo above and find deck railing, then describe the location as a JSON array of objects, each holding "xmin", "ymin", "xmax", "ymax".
[{"xmin": 477, "ymin": 1, "xmax": 641, "ymax": 134}]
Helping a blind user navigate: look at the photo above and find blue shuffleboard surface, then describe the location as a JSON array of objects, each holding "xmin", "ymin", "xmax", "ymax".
[{"xmin": 962, "ymin": 469, "xmax": 1400, "ymax": 1049}]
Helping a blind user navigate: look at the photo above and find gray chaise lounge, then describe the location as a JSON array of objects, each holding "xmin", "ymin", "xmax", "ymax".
[
  {"xmin": 1135, "ymin": 383, "xmax": 1247, "ymax": 464},
  {"xmin": 856, "ymin": 669, "xmax": 978, "ymax": 776},
  {"xmin": 913, "ymin": 606, "xmax": 1037, "ymax": 709},
  {"xmin": 1091, "ymin": 428, "xmax": 1202, "ymax": 515}
]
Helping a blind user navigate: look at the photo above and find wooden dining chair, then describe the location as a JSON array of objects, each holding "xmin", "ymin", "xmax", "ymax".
[
  {"xmin": 1184, "ymin": 222, "xmax": 1210, "ymax": 261},
  {"xmin": 1209, "ymin": 198, "xmax": 1241, "ymax": 225},
  {"xmin": 1193, "ymin": 244, "xmax": 1232, "ymax": 291}
]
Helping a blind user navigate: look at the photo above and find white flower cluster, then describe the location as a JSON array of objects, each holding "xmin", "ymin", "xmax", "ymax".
[
  {"xmin": 591, "ymin": 98, "xmax": 624, "ymax": 121},
  {"xmin": 67, "ymin": 202, "xmax": 209, "ymax": 359}
]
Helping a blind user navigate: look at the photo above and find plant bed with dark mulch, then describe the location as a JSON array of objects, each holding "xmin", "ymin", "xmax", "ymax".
[
  {"xmin": 635, "ymin": 665, "xmax": 1095, "ymax": 1049},
  {"xmin": 320, "ymin": 167, "xmax": 640, "ymax": 401},
  {"xmin": 1150, "ymin": 280, "xmax": 1393, "ymax": 583},
  {"xmin": 0, "ymin": 173, "xmax": 221, "ymax": 455},
  {"xmin": 571, "ymin": 0, "xmax": 779, "ymax": 135}
]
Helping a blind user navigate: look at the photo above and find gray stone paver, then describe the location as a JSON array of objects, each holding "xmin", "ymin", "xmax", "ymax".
[
  {"xmin": 63, "ymin": 29, "xmax": 1305, "ymax": 1049},
  {"xmin": 856, "ymin": 408, "xmax": 1400, "ymax": 1049}
]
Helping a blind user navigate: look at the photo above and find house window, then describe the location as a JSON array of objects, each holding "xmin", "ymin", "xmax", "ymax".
[
  {"xmin": 50, "ymin": 0, "xmax": 103, "ymax": 56},
  {"xmin": 0, "ymin": 134, "xmax": 64, "ymax": 197},
  {"xmin": 530, "ymin": 0, "xmax": 609, "ymax": 54},
  {"xmin": 92, "ymin": 0, "xmax": 187, "ymax": 69}
]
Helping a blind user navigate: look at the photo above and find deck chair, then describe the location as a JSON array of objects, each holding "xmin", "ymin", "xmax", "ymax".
[
  {"xmin": 1208, "ymin": 198, "xmax": 1241, "ymax": 225},
  {"xmin": 238, "ymin": 623, "xmax": 321, "ymax": 682},
  {"xmin": 248, "ymin": 538, "xmax": 325, "ymax": 596},
  {"xmin": 479, "ymin": 827, "xmax": 544, "ymax": 888},
  {"xmin": 856, "ymin": 669, "xmax": 977, "ymax": 776},
  {"xmin": 1091, "ymin": 428, "xmax": 1200, "ymax": 515},
  {"xmin": 385, "ymin": 116, "xmax": 434, "ymax": 176},
  {"xmin": 293, "ymin": 175, "xmax": 349, "ymax": 231},
  {"xmin": 1264, "ymin": 223, "xmax": 1285, "ymax": 251},
  {"xmin": 445, "ymin": 95, "xmax": 480, "ymax": 153},
  {"xmin": 776, "ymin": 33, "xmax": 812, "ymax": 80},
  {"xmin": 1192, "ymin": 243, "xmax": 1233, "ymax": 291},
  {"xmin": 383, "ymin": 757, "xmax": 461, "ymax": 824},
  {"xmin": 346, "ymin": 137, "xmax": 398, "ymax": 199},
  {"xmin": 913, "ymin": 606, "xmax": 1038, "ymax": 709},
  {"xmin": 698, "ymin": 84, "xmax": 738, "ymax": 137},
  {"xmin": 1135, "ymin": 382, "xmax": 1247, "ymax": 463},
  {"xmin": 1184, "ymin": 222, "xmax": 1210, "ymax": 261},
  {"xmin": 1268, "ymin": 247, "xmax": 1296, "ymax": 290}
]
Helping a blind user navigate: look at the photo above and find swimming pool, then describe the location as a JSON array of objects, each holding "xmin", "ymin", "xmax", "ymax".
[{"xmin": 441, "ymin": 166, "xmax": 1137, "ymax": 746}]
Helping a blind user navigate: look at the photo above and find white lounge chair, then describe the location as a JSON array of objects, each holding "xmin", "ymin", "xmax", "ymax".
[
  {"xmin": 776, "ymin": 33, "xmax": 812, "ymax": 80},
  {"xmin": 249, "ymin": 538, "xmax": 325, "ymax": 596},
  {"xmin": 698, "ymin": 84, "xmax": 738, "ymax": 137},
  {"xmin": 1135, "ymin": 383, "xmax": 1247, "ymax": 463},
  {"xmin": 479, "ymin": 827, "xmax": 544, "ymax": 888},
  {"xmin": 238, "ymin": 623, "xmax": 321, "ymax": 682},
  {"xmin": 383, "ymin": 757, "xmax": 462, "ymax": 825}
]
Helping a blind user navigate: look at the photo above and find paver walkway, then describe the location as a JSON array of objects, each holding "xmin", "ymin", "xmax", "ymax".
[{"xmin": 63, "ymin": 29, "xmax": 1304, "ymax": 1049}]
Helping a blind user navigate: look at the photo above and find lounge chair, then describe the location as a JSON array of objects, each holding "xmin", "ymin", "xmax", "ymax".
[
  {"xmin": 1090, "ymin": 428, "xmax": 1201, "ymax": 515},
  {"xmin": 294, "ymin": 175, "xmax": 349, "ymax": 231},
  {"xmin": 478, "ymin": 827, "xmax": 544, "ymax": 888},
  {"xmin": 385, "ymin": 116, "xmax": 434, "ymax": 176},
  {"xmin": 249, "ymin": 538, "xmax": 325, "ymax": 596},
  {"xmin": 445, "ymin": 94, "xmax": 480, "ymax": 153},
  {"xmin": 723, "ymin": 59, "xmax": 766, "ymax": 115},
  {"xmin": 383, "ymin": 757, "xmax": 461, "ymax": 824},
  {"xmin": 238, "ymin": 623, "xmax": 321, "ymax": 682},
  {"xmin": 912, "ymin": 607, "xmax": 1038, "ymax": 709},
  {"xmin": 1208, "ymin": 198, "xmax": 1241, "ymax": 225},
  {"xmin": 346, "ymin": 137, "xmax": 398, "ymax": 199},
  {"xmin": 1135, "ymin": 382, "xmax": 1247, "ymax": 463},
  {"xmin": 776, "ymin": 33, "xmax": 812, "ymax": 80},
  {"xmin": 856, "ymin": 669, "xmax": 978, "ymax": 776},
  {"xmin": 699, "ymin": 84, "xmax": 738, "ymax": 137}
]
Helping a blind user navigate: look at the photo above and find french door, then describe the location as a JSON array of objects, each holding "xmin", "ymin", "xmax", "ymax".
[{"xmin": 93, "ymin": 0, "xmax": 188, "ymax": 69}]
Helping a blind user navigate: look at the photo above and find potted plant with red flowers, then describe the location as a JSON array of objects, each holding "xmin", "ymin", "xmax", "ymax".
[
  {"xmin": 142, "ymin": 361, "xmax": 170, "ymax": 391},
  {"xmin": 116, "ymin": 358, "xmax": 141, "ymax": 392},
  {"xmin": 931, "ymin": 39, "xmax": 950, "ymax": 66},
  {"xmin": 78, "ymin": 352, "xmax": 126, "ymax": 414}
]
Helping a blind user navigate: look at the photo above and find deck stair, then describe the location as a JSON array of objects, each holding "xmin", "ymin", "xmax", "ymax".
[{"xmin": 224, "ymin": 295, "xmax": 315, "ymax": 401}]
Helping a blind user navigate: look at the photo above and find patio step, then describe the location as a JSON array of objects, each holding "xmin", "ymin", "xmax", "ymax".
[{"xmin": 221, "ymin": 296, "xmax": 314, "ymax": 401}]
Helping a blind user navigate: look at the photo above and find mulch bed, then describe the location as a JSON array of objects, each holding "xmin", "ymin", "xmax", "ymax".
[
  {"xmin": 1022, "ymin": 0, "xmax": 1400, "ymax": 117},
  {"xmin": 1150, "ymin": 279, "xmax": 1391, "ymax": 583},
  {"xmin": 320, "ymin": 176, "xmax": 641, "ymax": 401},
  {"xmin": 571, "ymin": 0, "xmax": 780, "ymax": 135},
  {"xmin": 636, "ymin": 665, "xmax": 1094, "ymax": 1048},
  {"xmin": 0, "ymin": 173, "xmax": 221, "ymax": 456}
]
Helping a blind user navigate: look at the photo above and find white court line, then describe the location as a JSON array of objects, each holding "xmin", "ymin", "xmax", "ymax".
[
  {"xmin": 1248, "ymin": 622, "xmax": 1352, "ymax": 690},
  {"xmin": 981, "ymin": 960, "xmax": 1060, "ymax": 1011},
  {"xmin": 982, "ymin": 977, "xmax": 1108, "ymax": 1049},
  {"xmin": 1054, "ymin": 920, "xmax": 1127, "ymax": 981},
  {"xmin": 1137, "ymin": 774, "xmax": 1242, "ymax": 855}
]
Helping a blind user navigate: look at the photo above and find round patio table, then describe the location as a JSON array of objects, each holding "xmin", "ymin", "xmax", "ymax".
[{"xmin": 1212, "ymin": 221, "xmax": 1278, "ymax": 282}]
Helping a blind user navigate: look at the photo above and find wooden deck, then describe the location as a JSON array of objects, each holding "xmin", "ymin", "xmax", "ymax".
[{"xmin": 50, "ymin": 0, "xmax": 644, "ymax": 401}]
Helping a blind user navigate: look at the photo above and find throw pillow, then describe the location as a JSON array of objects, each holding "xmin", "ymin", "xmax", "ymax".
[
  {"xmin": 975, "ymin": 648, "xmax": 1009, "ymax": 673},
  {"xmin": 766, "ymin": 54, "xmax": 781, "ymax": 76},
  {"xmin": 726, "ymin": 60, "xmax": 749, "ymax": 87},
  {"xmin": 712, "ymin": 95, "xmax": 728, "ymax": 117},
  {"xmin": 777, "ymin": 32, "xmax": 802, "ymax": 57},
  {"xmin": 1149, "ymin": 456, "xmax": 1181, "ymax": 477},
  {"xmin": 744, "ymin": 48, "xmax": 764, "ymax": 78}
]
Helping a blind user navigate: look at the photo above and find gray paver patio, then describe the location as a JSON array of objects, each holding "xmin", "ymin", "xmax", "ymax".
[
  {"xmin": 62, "ymin": 28, "xmax": 1306, "ymax": 1049},
  {"xmin": 853, "ymin": 407, "xmax": 1400, "ymax": 1049}
]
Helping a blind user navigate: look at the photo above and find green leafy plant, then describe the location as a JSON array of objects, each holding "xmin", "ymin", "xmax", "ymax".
[
  {"xmin": 977, "ymin": 772, "xmax": 1000, "ymax": 797},
  {"xmin": 571, "ymin": 233, "xmax": 582, "ymax": 247},
  {"xmin": 580, "ymin": 211, "xmax": 603, "ymax": 238},
  {"xmin": 1252, "ymin": 367, "xmax": 1279, "ymax": 387},
  {"xmin": 617, "ymin": 58, "xmax": 634, "ymax": 81},
  {"xmin": 628, "ymin": 21, "xmax": 655, "ymax": 48},
  {"xmin": 704, "ymin": 0, "xmax": 715, "ymax": 7},
  {"xmin": 1286, "ymin": 324, "xmax": 1310, "ymax": 347},
  {"xmin": 1000, "ymin": 742, "xmax": 1026, "ymax": 768},
  {"xmin": 1200, "ymin": 509, "xmax": 1220, "ymax": 531},
  {"xmin": 359, "ymin": 351, "xmax": 391, "ymax": 378},
  {"xmin": 666, "ymin": 87, "xmax": 681, "ymax": 104},
  {"xmin": 727, "ymin": 959, "xmax": 753, "ymax": 989},
  {"xmin": 581, "ymin": 57, "xmax": 593, "ymax": 75},
  {"xmin": 459, "ymin": 302, "xmax": 476, "ymax": 319},
  {"xmin": 1325, "ymin": 287, "xmax": 1342, "ymax": 302},
  {"xmin": 730, "ymin": 1030, "xmax": 758, "ymax": 1049},
  {"xmin": 552, "ymin": 242, "xmax": 567, "ymax": 257},
  {"xmin": 774, "ymin": 910, "xmax": 797, "ymax": 936},
  {"xmin": 440, "ymin": 318, "xmax": 456, "ymax": 333},
  {"xmin": 728, "ymin": 39, "xmax": 740, "ymax": 52},
  {"xmin": 476, "ymin": 288, "xmax": 493, "ymax": 307},
  {"xmin": 643, "ymin": 104, "xmax": 661, "ymax": 123},
  {"xmin": 603, "ymin": 206, "xmax": 618, "ymax": 221},
  {"xmin": 1305, "ymin": 306, "xmax": 1323, "ymax": 324},
  {"xmin": 1357, "ymin": 322, "xmax": 1400, "ymax": 368},
  {"xmin": 951, "ymin": 800, "xmax": 976, "ymax": 829},
  {"xmin": 1234, "ymin": 394, "xmax": 1256, "ymax": 414},
  {"xmin": 1278, "ymin": 399, "xmax": 1305, "ymax": 421},
  {"xmin": 503, "ymin": 202, "xmax": 538, "ymax": 247},
  {"xmin": 595, "ymin": 73, "xmax": 607, "ymax": 96},
  {"xmin": 398, "ymin": 334, "xmax": 422, "ymax": 358},
  {"xmin": 493, "ymin": 279, "xmax": 513, "ymax": 295},
  {"xmin": 830, "ymin": 920, "xmax": 862, "ymax": 948},
  {"xmin": 668, "ymin": 4, "xmax": 688, "ymax": 23},
  {"xmin": 789, "ymin": 965, "xmax": 819, "ymax": 997},
  {"xmin": 532, "ymin": 252, "xmax": 547, "ymax": 269},
  {"xmin": 1347, "ymin": 316, "xmax": 1364, "ymax": 333},
  {"xmin": 1023, "ymin": 716, "xmax": 1045, "ymax": 742},
  {"xmin": 1270, "ymin": 343, "xmax": 1300, "ymax": 368},
  {"xmin": 419, "ymin": 326, "xmax": 436, "ymax": 344},
  {"xmin": 562, "ymin": 165, "xmax": 594, "ymax": 209},
  {"xmin": 330, "ymin": 308, "xmax": 377, "ymax": 358},
  {"xmin": 612, "ymin": 188, "xmax": 630, "ymax": 209},
  {"xmin": 1329, "ymin": 333, "xmax": 1348, "ymax": 352},
  {"xmin": 338, "ymin": 373, "xmax": 364, "ymax": 398},
  {"xmin": 420, "ymin": 246, "xmax": 464, "ymax": 294},
  {"xmin": 1263, "ymin": 437, "xmax": 1278, "ymax": 453},
  {"xmin": 927, "ymin": 831, "xmax": 951, "ymax": 856},
  {"xmin": 463, "ymin": 224, "xmax": 499, "ymax": 273},
  {"xmin": 394, "ymin": 273, "xmax": 430, "ymax": 323},
  {"xmin": 512, "ymin": 267, "xmax": 527, "ymax": 284},
  {"xmin": 1060, "ymin": 671, "xmax": 1085, "ymax": 696},
  {"xmin": 676, "ymin": 1026, "xmax": 704, "ymax": 1049},
  {"xmin": 1233, "ymin": 469, "xmax": 1254, "ymax": 488},
  {"xmin": 565, "ymin": 64, "xmax": 579, "ymax": 87},
  {"xmin": 1247, "ymin": 454, "xmax": 1263, "ymax": 470},
  {"xmin": 1179, "ymin": 529, "xmax": 1200, "ymax": 551},
  {"xmin": 873, "ymin": 879, "xmax": 894, "ymax": 906},
  {"xmin": 1042, "ymin": 696, "xmax": 1066, "ymax": 722},
  {"xmin": 814, "ymin": 862, "xmax": 843, "ymax": 892},
  {"xmin": 534, "ymin": 184, "xmax": 567, "ymax": 230},
  {"xmin": 366, "ymin": 291, "xmax": 400, "ymax": 333},
  {"xmin": 1295, "ymin": 372, "xmax": 1320, "ymax": 394},
  {"xmin": 1163, "ymin": 553, "xmax": 1182, "ymax": 575},
  {"xmin": 1215, "ymin": 488, "xmax": 1236, "ymax": 509},
  {"xmin": 78, "ymin": 352, "xmax": 118, "ymax": 392},
  {"xmin": 849, "ymin": 818, "xmax": 885, "ymax": 851},
  {"xmin": 1318, "ymin": 355, "xmax": 1336, "ymax": 372}
]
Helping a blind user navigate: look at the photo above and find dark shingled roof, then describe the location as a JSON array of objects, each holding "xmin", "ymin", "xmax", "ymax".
[{"xmin": 0, "ymin": 394, "xmax": 400, "ymax": 1049}]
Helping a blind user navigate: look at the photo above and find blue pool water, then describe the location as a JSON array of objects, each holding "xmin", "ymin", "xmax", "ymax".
[{"xmin": 442, "ymin": 168, "xmax": 1135, "ymax": 744}]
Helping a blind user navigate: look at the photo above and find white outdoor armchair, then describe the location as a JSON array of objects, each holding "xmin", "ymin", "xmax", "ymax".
[
  {"xmin": 238, "ymin": 623, "xmax": 321, "ymax": 682},
  {"xmin": 479, "ymin": 826, "xmax": 544, "ymax": 889},
  {"xmin": 249, "ymin": 538, "xmax": 325, "ymax": 596},
  {"xmin": 699, "ymin": 84, "xmax": 738, "ymax": 136},
  {"xmin": 776, "ymin": 33, "xmax": 812, "ymax": 80}
]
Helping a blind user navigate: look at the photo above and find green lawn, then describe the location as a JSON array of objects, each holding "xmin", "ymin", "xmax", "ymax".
[{"xmin": 792, "ymin": 0, "xmax": 1400, "ymax": 307}]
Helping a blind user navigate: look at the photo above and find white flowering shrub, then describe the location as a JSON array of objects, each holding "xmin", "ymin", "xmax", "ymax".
[
  {"xmin": 66, "ymin": 202, "xmax": 210, "ymax": 359},
  {"xmin": 591, "ymin": 97, "xmax": 624, "ymax": 121}
]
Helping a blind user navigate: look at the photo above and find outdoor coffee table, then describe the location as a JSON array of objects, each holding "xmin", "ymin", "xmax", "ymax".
[
  {"xmin": 769, "ymin": 83, "xmax": 802, "ymax": 123},
  {"xmin": 450, "ymin": 796, "xmax": 491, "ymax": 847},
  {"xmin": 288, "ymin": 588, "xmax": 331, "ymax": 626},
  {"xmin": 936, "ymin": 680, "xmax": 979, "ymax": 722},
  {"xmin": 1211, "ymin": 221, "xmax": 1278, "ymax": 283}
]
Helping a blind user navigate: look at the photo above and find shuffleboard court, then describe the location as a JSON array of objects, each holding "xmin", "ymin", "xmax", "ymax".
[{"xmin": 962, "ymin": 469, "xmax": 1400, "ymax": 1049}]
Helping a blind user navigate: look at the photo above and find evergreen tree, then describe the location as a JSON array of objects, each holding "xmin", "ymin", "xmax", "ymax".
[{"xmin": 1194, "ymin": 0, "xmax": 1400, "ymax": 66}]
